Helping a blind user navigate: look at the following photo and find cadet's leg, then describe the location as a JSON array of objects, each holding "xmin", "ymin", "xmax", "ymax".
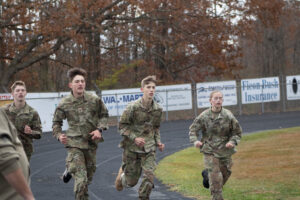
[
  {"xmin": 85, "ymin": 149, "xmax": 97, "ymax": 184},
  {"xmin": 122, "ymin": 150, "xmax": 142, "ymax": 187},
  {"xmin": 66, "ymin": 148, "xmax": 88, "ymax": 200},
  {"xmin": 219, "ymin": 157, "xmax": 232, "ymax": 186},
  {"xmin": 204, "ymin": 154, "xmax": 223, "ymax": 200},
  {"xmin": 138, "ymin": 152, "xmax": 156, "ymax": 200}
]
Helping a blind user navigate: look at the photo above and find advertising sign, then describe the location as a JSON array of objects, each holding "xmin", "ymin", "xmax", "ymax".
[
  {"xmin": 102, "ymin": 88, "xmax": 142, "ymax": 117},
  {"xmin": 286, "ymin": 75, "xmax": 300, "ymax": 100},
  {"xmin": 0, "ymin": 84, "xmax": 192, "ymax": 131},
  {"xmin": 27, "ymin": 97, "xmax": 68, "ymax": 132},
  {"xmin": 196, "ymin": 81, "xmax": 237, "ymax": 108},
  {"xmin": 156, "ymin": 84, "xmax": 192, "ymax": 111},
  {"xmin": 241, "ymin": 77, "xmax": 280, "ymax": 104},
  {"xmin": 0, "ymin": 93, "xmax": 13, "ymax": 106},
  {"xmin": 102, "ymin": 84, "xmax": 192, "ymax": 116}
]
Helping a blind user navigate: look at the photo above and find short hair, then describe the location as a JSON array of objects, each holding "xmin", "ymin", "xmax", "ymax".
[
  {"xmin": 11, "ymin": 81, "xmax": 26, "ymax": 92},
  {"xmin": 67, "ymin": 68, "xmax": 87, "ymax": 82},
  {"xmin": 141, "ymin": 75, "xmax": 157, "ymax": 88},
  {"xmin": 209, "ymin": 90, "xmax": 223, "ymax": 100}
]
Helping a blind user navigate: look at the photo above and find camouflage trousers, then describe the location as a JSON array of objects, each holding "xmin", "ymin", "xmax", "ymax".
[
  {"xmin": 66, "ymin": 147, "xmax": 97, "ymax": 200},
  {"xmin": 20, "ymin": 140, "xmax": 33, "ymax": 162},
  {"xmin": 204, "ymin": 154, "xmax": 233, "ymax": 200},
  {"xmin": 24, "ymin": 149, "xmax": 32, "ymax": 162},
  {"xmin": 121, "ymin": 150, "xmax": 156, "ymax": 200}
]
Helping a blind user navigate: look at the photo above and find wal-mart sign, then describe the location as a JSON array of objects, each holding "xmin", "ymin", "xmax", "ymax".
[
  {"xmin": 102, "ymin": 84, "xmax": 192, "ymax": 116},
  {"xmin": 241, "ymin": 77, "xmax": 280, "ymax": 104},
  {"xmin": 196, "ymin": 81, "xmax": 237, "ymax": 108}
]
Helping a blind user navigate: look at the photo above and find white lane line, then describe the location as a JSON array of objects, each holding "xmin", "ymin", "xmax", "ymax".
[
  {"xmin": 96, "ymin": 154, "xmax": 122, "ymax": 167},
  {"xmin": 90, "ymin": 154, "xmax": 122, "ymax": 200},
  {"xmin": 90, "ymin": 190, "xmax": 104, "ymax": 200},
  {"xmin": 31, "ymin": 148, "xmax": 63, "ymax": 159},
  {"xmin": 31, "ymin": 159, "xmax": 65, "ymax": 177}
]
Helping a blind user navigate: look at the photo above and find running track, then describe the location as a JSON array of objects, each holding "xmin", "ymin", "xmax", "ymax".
[{"xmin": 30, "ymin": 111, "xmax": 300, "ymax": 200}]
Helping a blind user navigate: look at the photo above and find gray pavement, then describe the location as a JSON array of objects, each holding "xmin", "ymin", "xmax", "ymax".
[{"xmin": 30, "ymin": 111, "xmax": 300, "ymax": 200}]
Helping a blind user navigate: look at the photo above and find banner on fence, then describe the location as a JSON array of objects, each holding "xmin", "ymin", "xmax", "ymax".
[
  {"xmin": 241, "ymin": 77, "xmax": 280, "ymax": 104},
  {"xmin": 196, "ymin": 81, "xmax": 237, "ymax": 108},
  {"xmin": 156, "ymin": 84, "xmax": 192, "ymax": 111},
  {"xmin": 102, "ymin": 84, "xmax": 192, "ymax": 116},
  {"xmin": 0, "ymin": 85, "xmax": 192, "ymax": 132},
  {"xmin": 0, "ymin": 93, "xmax": 13, "ymax": 106},
  {"xmin": 0, "ymin": 93, "xmax": 12, "ymax": 100},
  {"xmin": 286, "ymin": 75, "xmax": 300, "ymax": 100},
  {"xmin": 0, "ymin": 92, "xmax": 70, "ymax": 132},
  {"xmin": 102, "ymin": 88, "xmax": 142, "ymax": 117},
  {"xmin": 27, "ymin": 97, "xmax": 69, "ymax": 132}
]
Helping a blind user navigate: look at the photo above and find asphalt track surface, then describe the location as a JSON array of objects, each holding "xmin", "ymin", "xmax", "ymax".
[{"xmin": 30, "ymin": 111, "xmax": 300, "ymax": 200}]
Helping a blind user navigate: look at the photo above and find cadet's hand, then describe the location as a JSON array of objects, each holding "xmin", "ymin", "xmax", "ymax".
[
  {"xmin": 157, "ymin": 142, "xmax": 165, "ymax": 152},
  {"xmin": 24, "ymin": 125, "xmax": 32, "ymax": 135},
  {"xmin": 134, "ymin": 137, "xmax": 145, "ymax": 147},
  {"xmin": 194, "ymin": 141, "xmax": 203, "ymax": 148},
  {"xmin": 59, "ymin": 134, "xmax": 67, "ymax": 145},
  {"xmin": 89, "ymin": 130, "xmax": 102, "ymax": 140},
  {"xmin": 226, "ymin": 142, "xmax": 235, "ymax": 148}
]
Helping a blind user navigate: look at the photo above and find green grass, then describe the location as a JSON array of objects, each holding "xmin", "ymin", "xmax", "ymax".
[{"xmin": 155, "ymin": 127, "xmax": 300, "ymax": 200}]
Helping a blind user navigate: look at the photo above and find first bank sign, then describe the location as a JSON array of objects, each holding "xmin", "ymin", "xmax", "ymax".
[
  {"xmin": 241, "ymin": 77, "xmax": 280, "ymax": 104},
  {"xmin": 286, "ymin": 75, "xmax": 300, "ymax": 100}
]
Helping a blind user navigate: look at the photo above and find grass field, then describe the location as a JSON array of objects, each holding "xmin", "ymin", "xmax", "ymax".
[{"xmin": 155, "ymin": 127, "xmax": 300, "ymax": 200}]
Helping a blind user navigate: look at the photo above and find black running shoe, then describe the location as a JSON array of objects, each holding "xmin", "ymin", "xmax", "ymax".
[
  {"xmin": 202, "ymin": 169, "xmax": 209, "ymax": 189},
  {"xmin": 63, "ymin": 168, "xmax": 72, "ymax": 183}
]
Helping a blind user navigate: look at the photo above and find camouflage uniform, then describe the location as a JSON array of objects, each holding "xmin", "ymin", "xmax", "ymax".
[
  {"xmin": 3, "ymin": 103, "xmax": 42, "ymax": 161},
  {"xmin": 52, "ymin": 92, "xmax": 108, "ymax": 200},
  {"xmin": 118, "ymin": 98, "xmax": 162, "ymax": 200},
  {"xmin": 189, "ymin": 108, "xmax": 242, "ymax": 200}
]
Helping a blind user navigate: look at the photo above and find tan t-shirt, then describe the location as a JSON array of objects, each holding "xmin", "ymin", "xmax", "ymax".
[{"xmin": 0, "ymin": 108, "xmax": 30, "ymax": 200}]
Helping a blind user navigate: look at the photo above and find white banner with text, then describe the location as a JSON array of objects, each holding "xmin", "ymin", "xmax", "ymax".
[
  {"xmin": 241, "ymin": 77, "xmax": 280, "ymax": 104},
  {"xmin": 102, "ymin": 84, "xmax": 192, "ymax": 116},
  {"xmin": 196, "ymin": 81, "xmax": 237, "ymax": 108}
]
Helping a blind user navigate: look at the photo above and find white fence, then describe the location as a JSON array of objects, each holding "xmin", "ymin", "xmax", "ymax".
[
  {"xmin": 1, "ymin": 75, "xmax": 300, "ymax": 132},
  {"xmin": 102, "ymin": 84, "xmax": 192, "ymax": 116}
]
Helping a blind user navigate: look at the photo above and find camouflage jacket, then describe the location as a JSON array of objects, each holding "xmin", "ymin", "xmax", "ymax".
[
  {"xmin": 119, "ymin": 98, "xmax": 163, "ymax": 153},
  {"xmin": 3, "ymin": 103, "xmax": 42, "ymax": 155},
  {"xmin": 189, "ymin": 107, "xmax": 242, "ymax": 158},
  {"xmin": 52, "ymin": 92, "xmax": 109, "ymax": 150},
  {"xmin": 0, "ymin": 108, "xmax": 30, "ymax": 200}
]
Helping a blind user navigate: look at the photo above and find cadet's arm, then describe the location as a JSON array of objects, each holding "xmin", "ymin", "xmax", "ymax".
[
  {"xmin": 154, "ymin": 111, "xmax": 164, "ymax": 151},
  {"xmin": 4, "ymin": 168, "xmax": 35, "ymax": 200},
  {"xmin": 30, "ymin": 111, "xmax": 42, "ymax": 139},
  {"xmin": 89, "ymin": 99, "xmax": 109, "ymax": 141},
  {"xmin": 52, "ymin": 107, "xmax": 65, "ymax": 141},
  {"xmin": 97, "ymin": 98, "xmax": 109, "ymax": 131},
  {"xmin": 189, "ymin": 115, "xmax": 203, "ymax": 147},
  {"xmin": 155, "ymin": 128, "xmax": 164, "ymax": 151},
  {"xmin": 154, "ymin": 110, "xmax": 162, "ymax": 144},
  {"xmin": 119, "ymin": 105, "xmax": 137, "ymax": 142},
  {"xmin": 118, "ymin": 105, "xmax": 145, "ymax": 147},
  {"xmin": 0, "ymin": 143, "xmax": 34, "ymax": 200},
  {"xmin": 228, "ymin": 117, "xmax": 242, "ymax": 146}
]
